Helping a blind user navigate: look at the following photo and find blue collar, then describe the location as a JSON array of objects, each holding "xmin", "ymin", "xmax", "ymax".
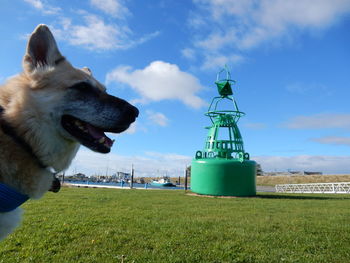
[{"xmin": 0, "ymin": 183, "xmax": 29, "ymax": 212}]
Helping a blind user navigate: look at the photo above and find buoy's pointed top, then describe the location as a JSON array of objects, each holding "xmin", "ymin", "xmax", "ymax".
[{"xmin": 215, "ymin": 65, "xmax": 235, "ymax": 96}]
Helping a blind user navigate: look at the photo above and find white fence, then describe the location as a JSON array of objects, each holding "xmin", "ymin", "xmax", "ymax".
[{"xmin": 275, "ymin": 182, "xmax": 350, "ymax": 194}]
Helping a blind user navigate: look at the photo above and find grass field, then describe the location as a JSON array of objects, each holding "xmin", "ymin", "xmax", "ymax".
[{"xmin": 1, "ymin": 188, "xmax": 350, "ymax": 263}]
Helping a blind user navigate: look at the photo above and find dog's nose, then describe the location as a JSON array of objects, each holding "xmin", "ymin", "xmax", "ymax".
[
  {"xmin": 123, "ymin": 104, "xmax": 139, "ymax": 122},
  {"xmin": 130, "ymin": 105, "xmax": 139, "ymax": 118}
]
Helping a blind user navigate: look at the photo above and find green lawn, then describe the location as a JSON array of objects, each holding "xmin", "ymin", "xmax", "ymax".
[{"xmin": 1, "ymin": 188, "xmax": 350, "ymax": 263}]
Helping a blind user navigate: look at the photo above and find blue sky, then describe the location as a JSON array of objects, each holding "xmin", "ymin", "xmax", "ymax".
[{"xmin": 1, "ymin": 0, "xmax": 350, "ymax": 176}]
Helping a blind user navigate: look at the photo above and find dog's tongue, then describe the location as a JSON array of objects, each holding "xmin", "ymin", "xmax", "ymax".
[
  {"xmin": 87, "ymin": 124, "xmax": 104, "ymax": 139},
  {"xmin": 87, "ymin": 124, "xmax": 114, "ymax": 147}
]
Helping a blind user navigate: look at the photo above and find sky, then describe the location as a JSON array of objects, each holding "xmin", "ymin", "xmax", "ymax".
[{"xmin": 1, "ymin": 0, "xmax": 350, "ymax": 176}]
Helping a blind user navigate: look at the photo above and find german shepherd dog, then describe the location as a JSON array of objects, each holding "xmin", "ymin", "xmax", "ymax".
[{"xmin": 0, "ymin": 24, "xmax": 138, "ymax": 240}]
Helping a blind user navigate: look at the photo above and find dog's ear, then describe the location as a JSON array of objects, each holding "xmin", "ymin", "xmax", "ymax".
[
  {"xmin": 82, "ymin": 67, "xmax": 92, "ymax": 76},
  {"xmin": 23, "ymin": 24, "xmax": 64, "ymax": 73}
]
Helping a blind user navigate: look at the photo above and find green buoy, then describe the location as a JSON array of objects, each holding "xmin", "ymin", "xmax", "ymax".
[{"xmin": 191, "ymin": 67, "xmax": 256, "ymax": 196}]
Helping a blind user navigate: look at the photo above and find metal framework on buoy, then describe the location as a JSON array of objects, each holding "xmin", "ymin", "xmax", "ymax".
[
  {"xmin": 195, "ymin": 66, "xmax": 250, "ymax": 162},
  {"xmin": 191, "ymin": 66, "xmax": 256, "ymax": 197}
]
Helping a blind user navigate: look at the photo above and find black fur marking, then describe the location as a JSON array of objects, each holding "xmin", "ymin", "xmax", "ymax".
[
  {"xmin": 68, "ymin": 82, "xmax": 101, "ymax": 96},
  {"xmin": 55, "ymin": 57, "xmax": 65, "ymax": 65},
  {"xmin": 0, "ymin": 106, "xmax": 47, "ymax": 169}
]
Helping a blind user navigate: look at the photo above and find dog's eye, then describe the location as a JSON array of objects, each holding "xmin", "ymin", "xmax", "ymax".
[
  {"xmin": 69, "ymin": 82, "xmax": 90, "ymax": 90},
  {"xmin": 68, "ymin": 82, "xmax": 100, "ymax": 95}
]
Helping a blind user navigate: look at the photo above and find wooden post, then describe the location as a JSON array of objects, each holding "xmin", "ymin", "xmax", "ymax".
[
  {"xmin": 130, "ymin": 164, "xmax": 134, "ymax": 189},
  {"xmin": 184, "ymin": 166, "xmax": 188, "ymax": 191},
  {"xmin": 62, "ymin": 172, "xmax": 65, "ymax": 184}
]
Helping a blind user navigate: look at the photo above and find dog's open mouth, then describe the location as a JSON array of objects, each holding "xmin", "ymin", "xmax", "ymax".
[{"xmin": 61, "ymin": 115, "xmax": 124, "ymax": 153}]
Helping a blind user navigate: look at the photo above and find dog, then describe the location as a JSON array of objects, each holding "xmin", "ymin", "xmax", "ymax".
[{"xmin": 0, "ymin": 24, "xmax": 138, "ymax": 240}]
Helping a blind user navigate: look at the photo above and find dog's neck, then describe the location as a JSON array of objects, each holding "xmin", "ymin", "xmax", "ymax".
[{"xmin": 0, "ymin": 105, "xmax": 49, "ymax": 171}]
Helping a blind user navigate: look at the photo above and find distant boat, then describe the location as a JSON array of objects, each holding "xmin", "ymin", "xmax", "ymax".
[{"xmin": 151, "ymin": 178, "xmax": 175, "ymax": 187}]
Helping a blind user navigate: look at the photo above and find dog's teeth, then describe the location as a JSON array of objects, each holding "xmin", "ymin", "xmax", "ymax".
[
  {"xmin": 74, "ymin": 120, "xmax": 85, "ymax": 130},
  {"xmin": 99, "ymin": 137, "xmax": 105, "ymax": 143}
]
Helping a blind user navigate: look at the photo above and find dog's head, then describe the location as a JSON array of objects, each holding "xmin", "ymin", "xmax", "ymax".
[{"xmin": 22, "ymin": 24, "xmax": 138, "ymax": 154}]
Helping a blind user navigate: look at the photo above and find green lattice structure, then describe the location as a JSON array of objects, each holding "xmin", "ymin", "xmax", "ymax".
[
  {"xmin": 191, "ymin": 67, "xmax": 256, "ymax": 196},
  {"xmin": 195, "ymin": 67, "xmax": 249, "ymax": 162}
]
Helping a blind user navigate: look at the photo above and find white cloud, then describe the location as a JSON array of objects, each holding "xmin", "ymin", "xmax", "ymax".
[
  {"xmin": 23, "ymin": 1, "xmax": 158, "ymax": 51},
  {"xmin": 201, "ymin": 53, "xmax": 245, "ymax": 70},
  {"xmin": 124, "ymin": 122, "xmax": 137, "ymax": 134},
  {"xmin": 66, "ymin": 149, "xmax": 192, "ymax": 177},
  {"xmin": 284, "ymin": 113, "xmax": 350, "ymax": 130},
  {"xmin": 67, "ymin": 150, "xmax": 350, "ymax": 176},
  {"xmin": 52, "ymin": 15, "xmax": 129, "ymax": 50},
  {"xmin": 106, "ymin": 61, "xmax": 206, "ymax": 108},
  {"xmin": 254, "ymin": 155, "xmax": 350, "ymax": 174},
  {"xmin": 24, "ymin": 0, "xmax": 61, "ymax": 15},
  {"xmin": 145, "ymin": 151, "xmax": 191, "ymax": 163},
  {"xmin": 146, "ymin": 110, "xmax": 169, "ymax": 127},
  {"xmin": 132, "ymin": 31, "xmax": 161, "ymax": 46},
  {"xmin": 121, "ymin": 121, "xmax": 148, "ymax": 134},
  {"xmin": 195, "ymin": 0, "xmax": 350, "ymax": 49},
  {"xmin": 187, "ymin": 0, "xmax": 350, "ymax": 69},
  {"xmin": 51, "ymin": 14, "xmax": 159, "ymax": 51},
  {"xmin": 90, "ymin": 0, "xmax": 130, "ymax": 18},
  {"xmin": 181, "ymin": 48, "xmax": 196, "ymax": 60},
  {"xmin": 285, "ymin": 82, "xmax": 330, "ymax": 95},
  {"xmin": 195, "ymin": 29, "xmax": 238, "ymax": 51},
  {"xmin": 24, "ymin": 0, "xmax": 43, "ymax": 9},
  {"xmin": 312, "ymin": 136, "xmax": 350, "ymax": 146}
]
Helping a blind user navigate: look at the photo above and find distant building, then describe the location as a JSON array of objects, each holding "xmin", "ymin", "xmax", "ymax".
[
  {"xmin": 73, "ymin": 173, "xmax": 87, "ymax": 179},
  {"xmin": 113, "ymin": 172, "xmax": 131, "ymax": 181},
  {"xmin": 256, "ymin": 164, "xmax": 263, "ymax": 176}
]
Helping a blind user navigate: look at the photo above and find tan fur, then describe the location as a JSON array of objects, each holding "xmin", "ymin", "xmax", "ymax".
[{"xmin": 0, "ymin": 24, "xmax": 137, "ymax": 240}]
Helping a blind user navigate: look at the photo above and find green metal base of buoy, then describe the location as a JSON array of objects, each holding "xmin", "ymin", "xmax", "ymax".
[{"xmin": 191, "ymin": 159, "xmax": 257, "ymax": 197}]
